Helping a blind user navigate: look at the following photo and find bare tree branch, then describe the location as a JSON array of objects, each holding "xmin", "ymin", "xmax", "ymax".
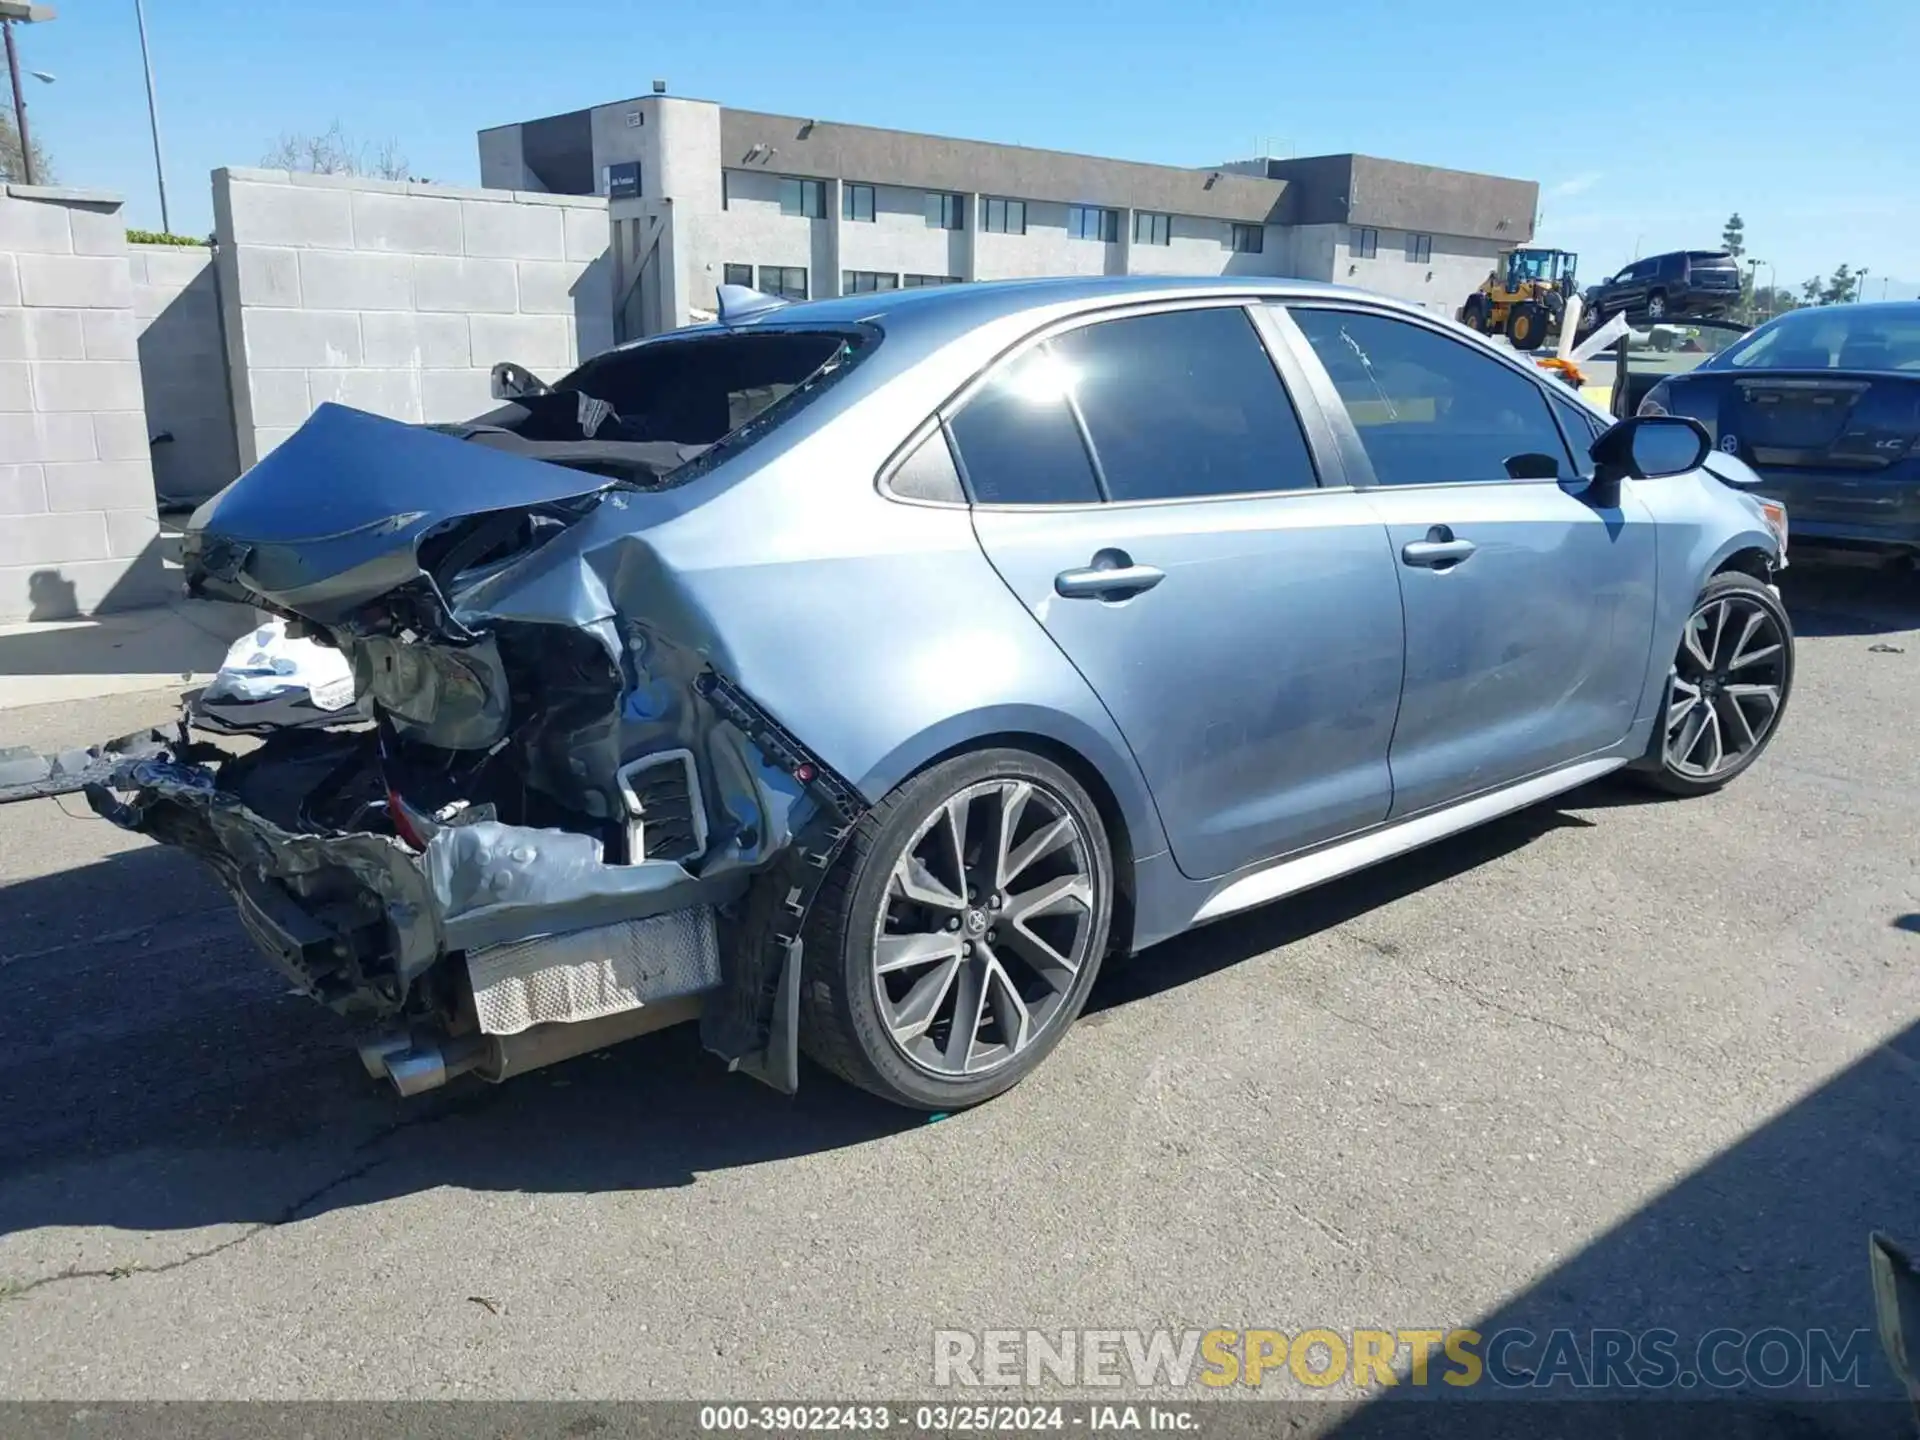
[
  {"xmin": 261, "ymin": 121, "xmax": 409, "ymax": 180},
  {"xmin": 0, "ymin": 104, "xmax": 52, "ymax": 185}
]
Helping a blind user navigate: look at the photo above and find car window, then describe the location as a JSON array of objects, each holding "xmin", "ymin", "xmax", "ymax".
[
  {"xmin": 1713, "ymin": 307, "xmax": 1920, "ymax": 373},
  {"xmin": 1547, "ymin": 389, "xmax": 1605, "ymax": 476},
  {"xmin": 888, "ymin": 426, "xmax": 966, "ymax": 503},
  {"xmin": 1049, "ymin": 306, "xmax": 1318, "ymax": 502},
  {"xmin": 1289, "ymin": 307, "xmax": 1577, "ymax": 485},
  {"xmin": 947, "ymin": 347, "xmax": 1103, "ymax": 505}
]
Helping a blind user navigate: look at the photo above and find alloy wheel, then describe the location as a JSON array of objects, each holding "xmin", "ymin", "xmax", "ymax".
[
  {"xmin": 1664, "ymin": 593, "xmax": 1788, "ymax": 779},
  {"xmin": 871, "ymin": 779, "xmax": 1097, "ymax": 1078}
]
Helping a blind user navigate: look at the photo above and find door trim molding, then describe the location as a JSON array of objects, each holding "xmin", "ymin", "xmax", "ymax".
[{"xmin": 1191, "ymin": 755, "xmax": 1626, "ymax": 923}]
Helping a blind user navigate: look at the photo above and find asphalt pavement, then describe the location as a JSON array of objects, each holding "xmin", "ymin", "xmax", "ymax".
[{"xmin": 0, "ymin": 564, "xmax": 1916, "ymax": 1415}]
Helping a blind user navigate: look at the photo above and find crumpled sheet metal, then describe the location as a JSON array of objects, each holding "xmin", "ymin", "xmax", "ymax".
[
  {"xmin": 424, "ymin": 819, "xmax": 745, "ymax": 953},
  {"xmin": 446, "ymin": 497, "xmax": 819, "ymax": 890},
  {"xmin": 118, "ymin": 755, "xmax": 444, "ymax": 983},
  {"xmin": 108, "ymin": 754, "xmax": 736, "ymax": 993},
  {"xmin": 465, "ymin": 906, "xmax": 720, "ymax": 1035}
]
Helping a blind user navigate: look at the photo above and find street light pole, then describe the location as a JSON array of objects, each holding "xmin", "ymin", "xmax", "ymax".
[
  {"xmin": 0, "ymin": 3, "xmax": 54, "ymax": 187},
  {"xmin": 2, "ymin": 17, "xmax": 33, "ymax": 185},
  {"xmin": 133, "ymin": 0, "xmax": 169, "ymax": 234}
]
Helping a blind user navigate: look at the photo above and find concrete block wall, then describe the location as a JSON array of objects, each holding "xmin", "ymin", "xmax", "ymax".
[
  {"xmin": 213, "ymin": 168, "xmax": 614, "ymax": 467},
  {"xmin": 130, "ymin": 243, "xmax": 241, "ymax": 506},
  {"xmin": 0, "ymin": 185, "xmax": 169, "ymax": 623}
]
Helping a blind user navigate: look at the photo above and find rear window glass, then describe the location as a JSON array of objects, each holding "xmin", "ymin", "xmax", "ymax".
[
  {"xmin": 1712, "ymin": 309, "xmax": 1920, "ymax": 372},
  {"xmin": 460, "ymin": 328, "xmax": 870, "ymax": 489},
  {"xmin": 552, "ymin": 331, "xmax": 854, "ymax": 444}
]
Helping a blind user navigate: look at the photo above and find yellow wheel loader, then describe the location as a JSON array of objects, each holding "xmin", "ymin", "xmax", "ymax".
[{"xmin": 1459, "ymin": 247, "xmax": 1579, "ymax": 352}]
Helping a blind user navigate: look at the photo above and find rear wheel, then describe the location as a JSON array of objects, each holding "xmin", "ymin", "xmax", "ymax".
[
  {"xmin": 799, "ymin": 749, "xmax": 1113, "ymax": 1109},
  {"xmin": 1638, "ymin": 572, "xmax": 1793, "ymax": 796},
  {"xmin": 1507, "ymin": 301, "xmax": 1545, "ymax": 351}
]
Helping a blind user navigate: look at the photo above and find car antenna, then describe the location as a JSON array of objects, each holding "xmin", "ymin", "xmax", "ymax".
[{"xmin": 716, "ymin": 284, "xmax": 791, "ymax": 327}]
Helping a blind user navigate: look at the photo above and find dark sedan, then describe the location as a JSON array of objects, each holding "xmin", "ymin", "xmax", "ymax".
[{"xmin": 1640, "ymin": 302, "xmax": 1920, "ymax": 557}]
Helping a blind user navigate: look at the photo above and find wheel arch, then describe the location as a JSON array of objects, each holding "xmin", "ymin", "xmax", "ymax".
[
  {"xmin": 855, "ymin": 712, "xmax": 1162, "ymax": 956},
  {"xmin": 1712, "ymin": 544, "xmax": 1777, "ymax": 583}
]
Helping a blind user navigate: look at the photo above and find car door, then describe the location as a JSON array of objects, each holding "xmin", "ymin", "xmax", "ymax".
[
  {"xmin": 953, "ymin": 301, "xmax": 1405, "ymax": 882},
  {"xmin": 1607, "ymin": 261, "xmax": 1649, "ymax": 315},
  {"xmin": 1277, "ymin": 303, "xmax": 1659, "ymax": 817}
]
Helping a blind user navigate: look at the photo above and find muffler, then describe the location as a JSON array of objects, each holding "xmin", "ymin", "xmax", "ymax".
[{"xmin": 358, "ymin": 993, "xmax": 707, "ymax": 1097}]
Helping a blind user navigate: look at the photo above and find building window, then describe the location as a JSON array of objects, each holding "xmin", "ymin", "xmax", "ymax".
[
  {"xmin": 1133, "ymin": 211, "xmax": 1172, "ymax": 246},
  {"xmin": 926, "ymin": 192, "xmax": 963, "ymax": 230},
  {"xmin": 842, "ymin": 270, "xmax": 898, "ymax": 294},
  {"xmin": 1351, "ymin": 226, "xmax": 1379, "ymax": 259},
  {"xmin": 982, "ymin": 197, "xmax": 1026, "ymax": 235},
  {"xmin": 1069, "ymin": 205, "xmax": 1120, "ymax": 242},
  {"xmin": 843, "ymin": 183, "xmax": 875, "ymax": 223},
  {"xmin": 779, "ymin": 178, "xmax": 826, "ymax": 218},
  {"xmin": 1229, "ymin": 223, "xmax": 1264, "ymax": 254},
  {"xmin": 756, "ymin": 265, "xmax": 808, "ymax": 300},
  {"xmin": 904, "ymin": 273, "xmax": 962, "ymax": 287},
  {"xmin": 1406, "ymin": 233, "xmax": 1433, "ymax": 264},
  {"xmin": 723, "ymin": 263, "xmax": 753, "ymax": 288}
]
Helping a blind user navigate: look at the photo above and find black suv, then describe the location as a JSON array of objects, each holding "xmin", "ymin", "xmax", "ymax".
[{"xmin": 1585, "ymin": 250, "xmax": 1742, "ymax": 322}]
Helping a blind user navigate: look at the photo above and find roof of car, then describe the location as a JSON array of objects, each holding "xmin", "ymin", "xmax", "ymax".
[{"xmin": 690, "ymin": 274, "xmax": 1411, "ymax": 349}]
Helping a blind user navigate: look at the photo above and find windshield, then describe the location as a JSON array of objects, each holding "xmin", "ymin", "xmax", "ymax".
[
  {"xmin": 1710, "ymin": 306, "xmax": 1920, "ymax": 373},
  {"xmin": 1510, "ymin": 251, "xmax": 1575, "ymax": 283}
]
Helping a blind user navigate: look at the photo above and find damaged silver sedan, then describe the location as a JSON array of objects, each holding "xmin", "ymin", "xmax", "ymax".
[{"xmin": 24, "ymin": 277, "xmax": 1792, "ymax": 1110}]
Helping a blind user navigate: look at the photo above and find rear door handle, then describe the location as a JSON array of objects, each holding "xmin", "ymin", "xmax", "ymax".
[
  {"xmin": 1401, "ymin": 538, "xmax": 1477, "ymax": 568},
  {"xmin": 1055, "ymin": 560, "xmax": 1165, "ymax": 600}
]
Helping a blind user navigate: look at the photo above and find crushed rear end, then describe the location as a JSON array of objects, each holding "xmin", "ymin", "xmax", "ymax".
[{"xmin": 69, "ymin": 326, "xmax": 872, "ymax": 1094}]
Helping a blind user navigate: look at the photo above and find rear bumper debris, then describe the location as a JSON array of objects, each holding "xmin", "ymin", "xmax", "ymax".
[{"xmin": 88, "ymin": 742, "xmax": 743, "ymax": 1022}]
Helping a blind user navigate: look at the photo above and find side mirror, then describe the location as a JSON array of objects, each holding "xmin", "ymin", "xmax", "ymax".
[
  {"xmin": 1584, "ymin": 415, "xmax": 1711, "ymax": 507},
  {"xmin": 490, "ymin": 361, "xmax": 550, "ymax": 401}
]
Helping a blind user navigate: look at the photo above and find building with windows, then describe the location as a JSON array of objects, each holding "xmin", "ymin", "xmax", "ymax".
[{"xmin": 478, "ymin": 92, "xmax": 1537, "ymax": 340}]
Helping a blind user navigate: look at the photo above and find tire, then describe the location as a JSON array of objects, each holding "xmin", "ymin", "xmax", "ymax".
[
  {"xmin": 1461, "ymin": 296, "xmax": 1488, "ymax": 333},
  {"xmin": 1646, "ymin": 290, "xmax": 1668, "ymax": 321},
  {"xmin": 798, "ymin": 748, "xmax": 1114, "ymax": 1109},
  {"xmin": 1635, "ymin": 572, "xmax": 1794, "ymax": 797},
  {"xmin": 1507, "ymin": 301, "xmax": 1545, "ymax": 351}
]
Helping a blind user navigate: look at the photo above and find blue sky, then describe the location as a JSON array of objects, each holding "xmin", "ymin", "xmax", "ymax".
[{"xmin": 16, "ymin": 0, "xmax": 1919, "ymax": 295}]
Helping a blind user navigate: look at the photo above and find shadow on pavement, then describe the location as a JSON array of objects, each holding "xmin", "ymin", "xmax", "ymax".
[
  {"xmin": 0, "ymin": 785, "xmax": 1605, "ymax": 1240},
  {"xmin": 1319, "ymin": 1023, "xmax": 1920, "ymax": 1438},
  {"xmin": 1779, "ymin": 560, "xmax": 1920, "ymax": 638}
]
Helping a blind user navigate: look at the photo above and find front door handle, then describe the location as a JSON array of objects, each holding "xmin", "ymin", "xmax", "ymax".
[
  {"xmin": 1055, "ymin": 557, "xmax": 1165, "ymax": 600},
  {"xmin": 1401, "ymin": 531, "xmax": 1477, "ymax": 568}
]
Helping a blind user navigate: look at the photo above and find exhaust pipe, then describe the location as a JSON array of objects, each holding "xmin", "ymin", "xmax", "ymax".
[{"xmin": 359, "ymin": 994, "xmax": 706, "ymax": 1097}]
